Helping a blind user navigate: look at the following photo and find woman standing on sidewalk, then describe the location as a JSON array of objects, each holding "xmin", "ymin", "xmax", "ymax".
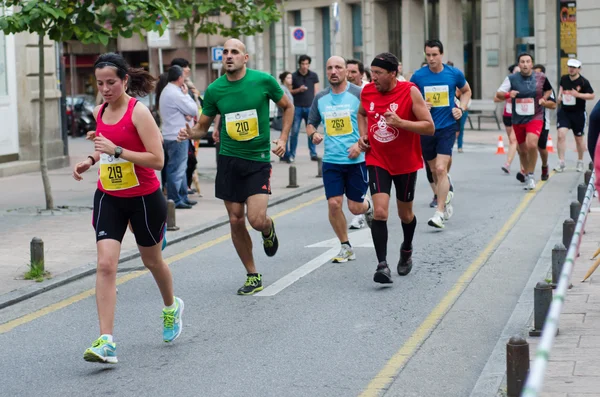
[{"xmin": 72, "ymin": 53, "xmax": 184, "ymax": 364}]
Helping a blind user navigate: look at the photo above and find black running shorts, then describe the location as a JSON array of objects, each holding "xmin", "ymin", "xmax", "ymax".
[
  {"xmin": 557, "ymin": 109, "xmax": 586, "ymax": 136},
  {"xmin": 92, "ymin": 188, "xmax": 167, "ymax": 247},
  {"xmin": 368, "ymin": 166, "xmax": 417, "ymax": 203},
  {"xmin": 215, "ymin": 155, "xmax": 271, "ymax": 203}
]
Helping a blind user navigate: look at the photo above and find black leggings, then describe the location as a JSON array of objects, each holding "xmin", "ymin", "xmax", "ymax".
[{"xmin": 588, "ymin": 101, "xmax": 600, "ymax": 161}]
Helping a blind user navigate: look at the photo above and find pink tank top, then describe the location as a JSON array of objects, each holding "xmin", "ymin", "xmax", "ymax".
[{"xmin": 96, "ymin": 97, "xmax": 160, "ymax": 197}]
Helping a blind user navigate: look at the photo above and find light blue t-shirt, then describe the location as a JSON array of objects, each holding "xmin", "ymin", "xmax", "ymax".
[
  {"xmin": 307, "ymin": 83, "xmax": 364, "ymax": 164},
  {"xmin": 410, "ymin": 64, "xmax": 467, "ymax": 131}
]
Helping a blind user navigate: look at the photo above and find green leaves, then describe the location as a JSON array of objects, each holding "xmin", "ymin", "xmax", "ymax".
[
  {"xmin": 177, "ymin": 0, "xmax": 280, "ymax": 41},
  {"xmin": 0, "ymin": 0, "xmax": 175, "ymax": 45}
]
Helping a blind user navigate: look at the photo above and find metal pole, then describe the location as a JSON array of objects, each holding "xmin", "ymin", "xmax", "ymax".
[
  {"xmin": 424, "ymin": 0, "xmax": 429, "ymax": 40},
  {"xmin": 158, "ymin": 48, "xmax": 164, "ymax": 74},
  {"xmin": 281, "ymin": 1, "xmax": 287, "ymax": 72}
]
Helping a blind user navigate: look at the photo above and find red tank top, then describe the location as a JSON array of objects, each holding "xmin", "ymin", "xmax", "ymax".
[
  {"xmin": 96, "ymin": 97, "xmax": 160, "ymax": 197},
  {"xmin": 361, "ymin": 82, "xmax": 423, "ymax": 175}
]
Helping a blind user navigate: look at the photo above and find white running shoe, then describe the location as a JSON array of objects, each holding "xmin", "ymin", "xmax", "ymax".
[
  {"xmin": 554, "ymin": 162, "xmax": 566, "ymax": 173},
  {"xmin": 576, "ymin": 161, "xmax": 584, "ymax": 172},
  {"xmin": 446, "ymin": 174, "xmax": 454, "ymax": 205},
  {"xmin": 428, "ymin": 211, "xmax": 445, "ymax": 229},
  {"xmin": 524, "ymin": 175, "xmax": 536, "ymax": 190},
  {"xmin": 349, "ymin": 215, "xmax": 365, "ymax": 230},
  {"xmin": 443, "ymin": 204, "xmax": 453, "ymax": 221},
  {"xmin": 364, "ymin": 195, "xmax": 374, "ymax": 228},
  {"xmin": 332, "ymin": 244, "xmax": 356, "ymax": 263}
]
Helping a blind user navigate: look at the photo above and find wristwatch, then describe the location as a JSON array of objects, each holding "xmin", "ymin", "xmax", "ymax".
[{"xmin": 114, "ymin": 146, "xmax": 123, "ymax": 159}]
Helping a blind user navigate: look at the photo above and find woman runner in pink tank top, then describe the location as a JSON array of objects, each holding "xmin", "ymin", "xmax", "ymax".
[{"xmin": 72, "ymin": 53, "xmax": 184, "ymax": 364}]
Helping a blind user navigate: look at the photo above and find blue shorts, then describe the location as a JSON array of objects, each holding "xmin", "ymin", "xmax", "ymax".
[
  {"xmin": 322, "ymin": 162, "xmax": 368, "ymax": 203},
  {"xmin": 420, "ymin": 125, "xmax": 456, "ymax": 161}
]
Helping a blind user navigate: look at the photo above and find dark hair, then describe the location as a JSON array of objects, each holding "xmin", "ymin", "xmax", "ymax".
[
  {"xmin": 298, "ymin": 54, "xmax": 312, "ymax": 65},
  {"xmin": 421, "ymin": 62, "xmax": 428, "ymax": 67},
  {"xmin": 424, "ymin": 39, "xmax": 444, "ymax": 54},
  {"xmin": 346, "ymin": 59, "xmax": 365, "ymax": 74},
  {"xmin": 508, "ymin": 63, "xmax": 517, "ymax": 73},
  {"xmin": 168, "ymin": 65, "xmax": 184, "ymax": 82},
  {"xmin": 170, "ymin": 58, "xmax": 190, "ymax": 68},
  {"xmin": 364, "ymin": 67, "xmax": 372, "ymax": 82},
  {"xmin": 517, "ymin": 52, "xmax": 533, "ymax": 63},
  {"xmin": 446, "ymin": 60, "xmax": 454, "ymax": 66},
  {"xmin": 94, "ymin": 52, "xmax": 156, "ymax": 97},
  {"xmin": 279, "ymin": 71, "xmax": 291, "ymax": 84},
  {"xmin": 533, "ymin": 64, "xmax": 546, "ymax": 73},
  {"xmin": 154, "ymin": 72, "xmax": 168, "ymax": 110}
]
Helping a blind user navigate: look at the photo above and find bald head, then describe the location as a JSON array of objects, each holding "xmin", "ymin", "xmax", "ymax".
[
  {"xmin": 223, "ymin": 38, "xmax": 249, "ymax": 77},
  {"xmin": 326, "ymin": 55, "xmax": 347, "ymax": 88},
  {"xmin": 224, "ymin": 38, "xmax": 246, "ymax": 54},
  {"xmin": 326, "ymin": 55, "xmax": 346, "ymax": 68}
]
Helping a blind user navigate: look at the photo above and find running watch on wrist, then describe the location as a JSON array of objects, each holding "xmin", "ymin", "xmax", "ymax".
[{"xmin": 114, "ymin": 146, "xmax": 123, "ymax": 158}]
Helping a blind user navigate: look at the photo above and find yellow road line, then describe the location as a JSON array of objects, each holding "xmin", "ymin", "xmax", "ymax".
[
  {"xmin": 0, "ymin": 194, "xmax": 325, "ymax": 335},
  {"xmin": 358, "ymin": 177, "xmax": 550, "ymax": 396}
]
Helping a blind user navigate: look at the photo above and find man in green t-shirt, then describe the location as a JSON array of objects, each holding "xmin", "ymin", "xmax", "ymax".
[{"xmin": 178, "ymin": 38, "xmax": 294, "ymax": 295}]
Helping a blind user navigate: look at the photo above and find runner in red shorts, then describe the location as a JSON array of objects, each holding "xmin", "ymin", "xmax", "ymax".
[
  {"xmin": 496, "ymin": 53, "xmax": 554, "ymax": 190},
  {"xmin": 358, "ymin": 52, "xmax": 434, "ymax": 284}
]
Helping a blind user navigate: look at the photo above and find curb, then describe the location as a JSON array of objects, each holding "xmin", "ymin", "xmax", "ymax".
[{"xmin": 0, "ymin": 183, "xmax": 324, "ymax": 310}]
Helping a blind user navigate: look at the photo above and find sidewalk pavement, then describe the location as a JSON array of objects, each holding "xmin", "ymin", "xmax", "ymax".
[
  {"xmin": 530, "ymin": 197, "xmax": 600, "ymax": 397},
  {"xmin": 0, "ymin": 121, "xmax": 554, "ymax": 306}
]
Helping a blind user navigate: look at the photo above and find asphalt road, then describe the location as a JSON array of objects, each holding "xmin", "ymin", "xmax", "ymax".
[{"xmin": 0, "ymin": 148, "xmax": 584, "ymax": 397}]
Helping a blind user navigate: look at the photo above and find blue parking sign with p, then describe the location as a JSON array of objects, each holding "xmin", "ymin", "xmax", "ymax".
[{"xmin": 212, "ymin": 46, "xmax": 224, "ymax": 62}]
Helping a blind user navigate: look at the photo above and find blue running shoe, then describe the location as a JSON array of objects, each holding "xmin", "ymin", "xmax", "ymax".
[
  {"xmin": 162, "ymin": 297, "xmax": 184, "ymax": 342},
  {"xmin": 161, "ymin": 224, "xmax": 167, "ymax": 251},
  {"xmin": 83, "ymin": 335, "xmax": 117, "ymax": 364}
]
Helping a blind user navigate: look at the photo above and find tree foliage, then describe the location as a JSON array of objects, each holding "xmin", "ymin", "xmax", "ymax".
[
  {"xmin": 177, "ymin": 0, "xmax": 281, "ymax": 41},
  {"xmin": 0, "ymin": 0, "xmax": 175, "ymax": 45}
]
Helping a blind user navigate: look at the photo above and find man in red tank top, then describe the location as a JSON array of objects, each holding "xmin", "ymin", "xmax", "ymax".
[{"xmin": 358, "ymin": 53, "xmax": 435, "ymax": 285}]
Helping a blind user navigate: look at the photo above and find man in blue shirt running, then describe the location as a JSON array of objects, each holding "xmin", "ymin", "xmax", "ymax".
[
  {"xmin": 307, "ymin": 55, "xmax": 374, "ymax": 263},
  {"xmin": 411, "ymin": 39, "xmax": 472, "ymax": 229}
]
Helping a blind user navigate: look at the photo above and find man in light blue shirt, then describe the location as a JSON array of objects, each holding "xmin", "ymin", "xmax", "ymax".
[
  {"xmin": 307, "ymin": 56, "xmax": 374, "ymax": 263},
  {"xmin": 159, "ymin": 65, "xmax": 199, "ymax": 209}
]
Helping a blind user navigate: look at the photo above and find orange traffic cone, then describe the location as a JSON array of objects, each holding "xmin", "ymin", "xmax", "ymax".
[
  {"xmin": 547, "ymin": 134, "xmax": 555, "ymax": 153},
  {"xmin": 496, "ymin": 135, "xmax": 506, "ymax": 155}
]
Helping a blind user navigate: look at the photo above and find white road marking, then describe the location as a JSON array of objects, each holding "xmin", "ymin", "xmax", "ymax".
[{"xmin": 255, "ymin": 229, "xmax": 373, "ymax": 296}]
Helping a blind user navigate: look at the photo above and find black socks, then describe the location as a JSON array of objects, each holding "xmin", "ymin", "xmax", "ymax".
[
  {"xmin": 401, "ymin": 216, "xmax": 417, "ymax": 251},
  {"xmin": 370, "ymin": 220, "xmax": 388, "ymax": 263}
]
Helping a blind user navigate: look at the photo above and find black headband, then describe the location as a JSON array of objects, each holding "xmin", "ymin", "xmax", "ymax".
[
  {"xmin": 95, "ymin": 61, "xmax": 126, "ymax": 73},
  {"xmin": 371, "ymin": 57, "xmax": 397, "ymax": 72}
]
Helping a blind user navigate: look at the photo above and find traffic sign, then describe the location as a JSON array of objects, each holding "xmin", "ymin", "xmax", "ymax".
[
  {"xmin": 212, "ymin": 46, "xmax": 224, "ymax": 62},
  {"xmin": 290, "ymin": 26, "xmax": 307, "ymax": 55}
]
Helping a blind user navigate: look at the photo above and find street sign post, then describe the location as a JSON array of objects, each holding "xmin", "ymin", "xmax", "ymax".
[
  {"xmin": 211, "ymin": 46, "xmax": 224, "ymax": 62},
  {"xmin": 290, "ymin": 26, "xmax": 307, "ymax": 55}
]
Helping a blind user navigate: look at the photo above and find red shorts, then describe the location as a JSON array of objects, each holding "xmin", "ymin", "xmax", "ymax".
[{"xmin": 513, "ymin": 120, "xmax": 543, "ymax": 144}]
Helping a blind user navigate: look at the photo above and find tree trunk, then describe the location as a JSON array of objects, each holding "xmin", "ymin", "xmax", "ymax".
[{"xmin": 39, "ymin": 34, "xmax": 54, "ymax": 210}]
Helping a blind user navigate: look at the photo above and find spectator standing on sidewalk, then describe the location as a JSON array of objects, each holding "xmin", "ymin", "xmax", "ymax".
[
  {"xmin": 288, "ymin": 55, "xmax": 320, "ymax": 162},
  {"xmin": 273, "ymin": 71, "xmax": 294, "ymax": 138},
  {"xmin": 159, "ymin": 65, "xmax": 199, "ymax": 209}
]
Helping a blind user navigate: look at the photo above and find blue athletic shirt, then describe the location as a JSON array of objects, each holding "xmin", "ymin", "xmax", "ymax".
[
  {"xmin": 307, "ymin": 83, "xmax": 364, "ymax": 164},
  {"xmin": 410, "ymin": 64, "xmax": 467, "ymax": 130}
]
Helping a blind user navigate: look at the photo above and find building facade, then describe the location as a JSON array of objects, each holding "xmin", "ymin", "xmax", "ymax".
[
  {"xmin": 0, "ymin": 27, "xmax": 65, "ymax": 173},
  {"xmin": 250, "ymin": 0, "xmax": 600, "ymax": 112}
]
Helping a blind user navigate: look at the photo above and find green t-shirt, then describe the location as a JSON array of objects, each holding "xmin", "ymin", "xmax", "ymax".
[{"xmin": 202, "ymin": 69, "xmax": 284, "ymax": 162}]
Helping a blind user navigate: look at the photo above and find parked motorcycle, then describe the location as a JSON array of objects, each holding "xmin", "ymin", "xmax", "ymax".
[{"xmin": 66, "ymin": 95, "xmax": 96, "ymax": 137}]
